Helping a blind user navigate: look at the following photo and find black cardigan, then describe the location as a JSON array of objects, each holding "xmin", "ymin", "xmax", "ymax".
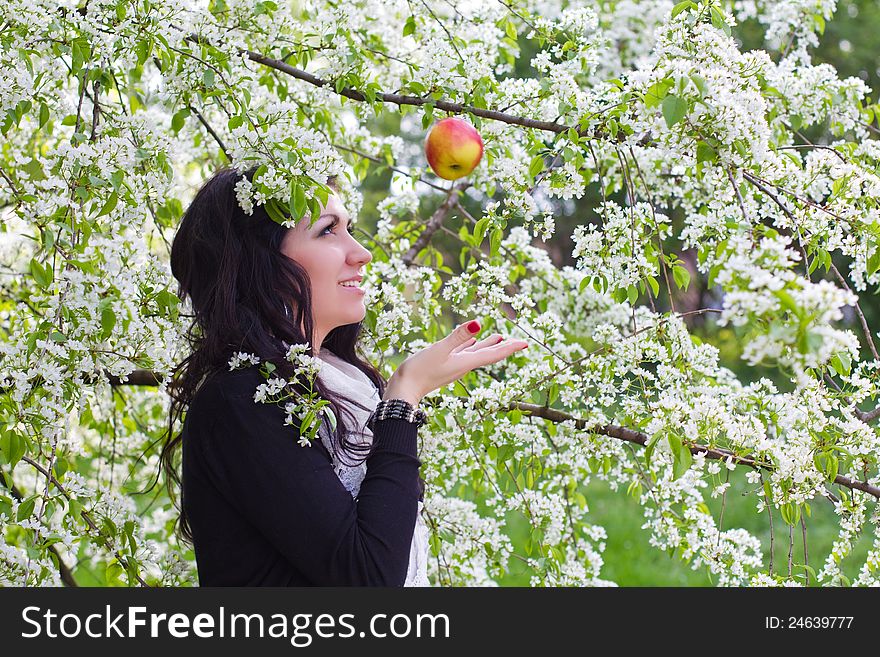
[{"xmin": 180, "ymin": 365, "xmax": 422, "ymax": 586}]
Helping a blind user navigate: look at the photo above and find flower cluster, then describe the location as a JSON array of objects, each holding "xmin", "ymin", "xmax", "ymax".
[{"xmin": 248, "ymin": 344, "xmax": 334, "ymax": 447}]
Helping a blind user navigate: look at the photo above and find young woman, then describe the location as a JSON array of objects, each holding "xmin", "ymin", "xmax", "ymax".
[{"xmin": 160, "ymin": 167, "xmax": 529, "ymax": 586}]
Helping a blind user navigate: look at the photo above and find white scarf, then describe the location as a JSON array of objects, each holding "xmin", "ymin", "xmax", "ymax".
[{"xmin": 314, "ymin": 347, "xmax": 430, "ymax": 587}]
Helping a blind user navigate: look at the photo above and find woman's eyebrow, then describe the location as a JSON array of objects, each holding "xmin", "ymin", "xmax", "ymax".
[{"xmin": 318, "ymin": 213, "xmax": 352, "ymax": 227}]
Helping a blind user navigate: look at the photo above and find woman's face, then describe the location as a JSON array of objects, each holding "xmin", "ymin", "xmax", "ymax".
[{"xmin": 280, "ymin": 193, "xmax": 372, "ymax": 349}]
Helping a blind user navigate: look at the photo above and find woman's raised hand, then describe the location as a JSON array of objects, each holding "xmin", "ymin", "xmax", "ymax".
[{"xmin": 382, "ymin": 320, "xmax": 529, "ymax": 405}]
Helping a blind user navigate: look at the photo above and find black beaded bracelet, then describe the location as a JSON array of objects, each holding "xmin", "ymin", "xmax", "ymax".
[{"xmin": 366, "ymin": 399, "xmax": 427, "ymax": 431}]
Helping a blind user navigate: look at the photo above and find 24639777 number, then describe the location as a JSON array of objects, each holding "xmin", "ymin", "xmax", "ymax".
[{"xmin": 765, "ymin": 616, "xmax": 853, "ymax": 629}]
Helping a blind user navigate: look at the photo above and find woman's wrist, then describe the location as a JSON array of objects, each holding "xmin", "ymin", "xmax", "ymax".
[{"xmin": 382, "ymin": 376, "xmax": 422, "ymax": 407}]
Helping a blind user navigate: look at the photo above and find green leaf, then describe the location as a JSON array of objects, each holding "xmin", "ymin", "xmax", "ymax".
[
  {"xmin": 135, "ymin": 38, "xmax": 151, "ymax": 67},
  {"xmin": 264, "ymin": 198, "xmax": 288, "ymax": 225},
  {"xmin": 403, "ymin": 15, "xmax": 416, "ymax": 36},
  {"xmin": 867, "ymin": 247, "xmax": 880, "ymax": 277},
  {"xmin": 671, "ymin": 1, "xmax": 697, "ymax": 18},
  {"xmin": 644, "ymin": 430, "xmax": 664, "ymax": 464},
  {"xmin": 662, "ymin": 95, "xmax": 687, "ymax": 128},
  {"xmin": 308, "ymin": 196, "xmax": 321, "ymax": 222},
  {"xmin": 627, "ymin": 284, "xmax": 638, "ymax": 305},
  {"xmin": 690, "ymin": 74, "xmax": 708, "ymax": 98},
  {"xmin": 288, "ymin": 181, "xmax": 307, "ymax": 219},
  {"xmin": 529, "ymin": 155, "xmax": 545, "ymax": 178},
  {"xmin": 97, "ymin": 192, "xmax": 118, "ymax": 217},
  {"xmin": 203, "ymin": 69, "xmax": 215, "ymax": 88},
  {"xmin": 23, "ymin": 159, "xmax": 45, "ymax": 181},
  {"xmin": 667, "ymin": 431, "xmax": 682, "ymax": 456},
  {"xmin": 105, "ymin": 559, "xmax": 124, "ymax": 584},
  {"xmin": 773, "ymin": 289, "xmax": 799, "ymax": 316},
  {"xmin": 100, "ymin": 303, "xmax": 116, "ymax": 341},
  {"xmin": 696, "ymin": 140, "xmax": 716, "ymax": 164},
  {"xmin": 171, "ymin": 108, "xmax": 189, "ymax": 134},
  {"xmin": 39, "ymin": 103, "xmax": 49, "ymax": 128},
  {"xmin": 0, "ymin": 430, "xmax": 26, "ymax": 466},
  {"xmin": 505, "ymin": 19, "xmax": 518, "ymax": 42},
  {"xmin": 677, "ymin": 443, "xmax": 692, "ymax": 475},
  {"xmin": 29, "ymin": 258, "xmax": 52, "ymax": 289},
  {"xmin": 313, "ymin": 183, "xmax": 330, "ymax": 207},
  {"xmin": 489, "ymin": 226, "xmax": 503, "ymax": 256},
  {"xmin": 471, "ymin": 216, "xmax": 487, "ymax": 246},
  {"xmin": 644, "ymin": 78, "xmax": 673, "ymax": 108},
  {"xmin": 421, "ymin": 104, "xmax": 434, "ymax": 130},
  {"xmin": 709, "ymin": 6, "xmax": 731, "ymax": 36},
  {"xmin": 672, "ymin": 264, "xmax": 691, "ymax": 290},
  {"xmin": 825, "ymin": 453, "xmax": 839, "ymax": 482},
  {"xmin": 830, "ymin": 351, "xmax": 852, "ymax": 376},
  {"xmin": 17, "ymin": 496, "xmax": 36, "ymax": 522},
  {"xmin": 781, "ymin": 502, "xmax": 801, "ymax": 526},
  {"xmin": 71, "ymin": 39, "xmax": 85, "ymax": 76}
]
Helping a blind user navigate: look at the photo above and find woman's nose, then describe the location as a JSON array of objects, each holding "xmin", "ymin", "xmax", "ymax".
[{"xmin": 350, "ymin": 236, "xmax": 372, "ymax": 264}]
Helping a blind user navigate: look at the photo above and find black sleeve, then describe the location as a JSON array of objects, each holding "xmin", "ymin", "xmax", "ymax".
[{"xmin": 195, "ymin": 385, "xmax": 422, "ymax": 586}]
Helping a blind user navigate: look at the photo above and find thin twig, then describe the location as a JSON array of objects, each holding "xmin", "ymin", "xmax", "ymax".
[
  {"xmin": 9, "ymin": 482, "xmax": 78, "ymax": 586},
  {"xmin": 828, "ymin": 261, "xmax": 880, "ymax": 362},
  {"xmin": 188, "ymin": 105, "xmax": 230, "ymax": 161}
]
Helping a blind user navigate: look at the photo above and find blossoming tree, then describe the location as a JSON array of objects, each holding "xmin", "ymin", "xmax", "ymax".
[{"xmin": 1, "ymin": 0, "xmax": 879, "ymax": 586}]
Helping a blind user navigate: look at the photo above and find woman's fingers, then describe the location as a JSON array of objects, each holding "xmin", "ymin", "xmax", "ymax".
[
  {"xmin": 450, "ymin": 336, "xmax": 477, "ymax": 355},
  {"xmin": 453, "ymin": 333, "xmax": 503, "ymax": 354},
  {"xmin": 458, "ymin": 337, "xmax": 528, "ymax": 370}
]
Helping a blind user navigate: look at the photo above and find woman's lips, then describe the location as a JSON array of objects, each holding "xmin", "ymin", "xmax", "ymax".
[{"xmin": 338, "ymin": 283, "xmax": 365, "ymax": 295}]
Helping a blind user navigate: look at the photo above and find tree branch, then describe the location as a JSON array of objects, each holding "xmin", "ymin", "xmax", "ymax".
[
  {"xmin": 509, "ymin": 401, "xmax": 880, "ymax": 499},
  {"xmin": 401, "ymin": 182, "xmax": 468, "ymax": 266},
  {"xmin": 20, "ymin": 456, "xmax": 153, "ymax": 587},
  {"xmin": 243, "ymin": 49, "xmax": 572, "ymax": 134}
]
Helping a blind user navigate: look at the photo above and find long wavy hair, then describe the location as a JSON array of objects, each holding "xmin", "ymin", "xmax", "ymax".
[{"xmin": 156, "ymin": 166, "xmax": 391, "ymax": 547}]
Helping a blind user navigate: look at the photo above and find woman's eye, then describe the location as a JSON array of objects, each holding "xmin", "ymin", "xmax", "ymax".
[{"xmin": 321, "ymin": 223, "xmax": 356, "ymax": 236}]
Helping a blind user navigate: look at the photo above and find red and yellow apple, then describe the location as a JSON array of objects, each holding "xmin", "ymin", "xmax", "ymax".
[{"xmin": 424, "ymin": 117, "xmax": 484, "ymax": 180}]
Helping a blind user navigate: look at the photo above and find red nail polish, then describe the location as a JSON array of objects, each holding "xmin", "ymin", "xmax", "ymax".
[{"xmin": 466, "ymin": 320, "xmax": 480, "ymax": 333}]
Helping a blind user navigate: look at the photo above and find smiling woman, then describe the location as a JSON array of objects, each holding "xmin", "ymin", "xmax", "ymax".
[
  {"xmin": 159, "ymin": 166, "xmax": 527, "ymax": 586},
  {"xmin": 161, "ymin": 166, "xmax": 428, "ymax": 586}
]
